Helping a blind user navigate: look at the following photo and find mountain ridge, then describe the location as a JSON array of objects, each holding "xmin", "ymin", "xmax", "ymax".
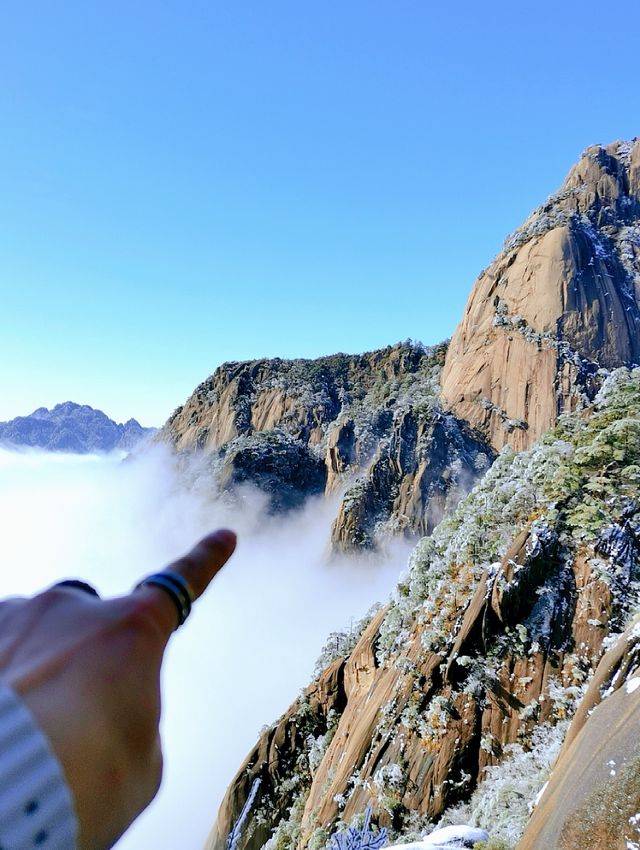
[
  {"xmin": 0, "ymin": 402, "xmax": 156, "ymax": 453},
  {"xmin": 185, "ymin": 138, "xmax": 640, "ymax": 850},
  {"xmin": 208, "ymin": 366, "xmax": 640, "ymax": 850},
  {"xmin": 158, "ymin": 342, "xmax": 494, "ymax": 551}
]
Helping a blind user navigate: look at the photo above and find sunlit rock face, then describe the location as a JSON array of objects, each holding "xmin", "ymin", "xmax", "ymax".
[
  {"xmin": 208, "ymin": 368, "xmax": 640, "ymax": 850},
  {"xmin": 204, "ymin": 140, "xmax": 640, "ymax": 850},
  {"xmin": 158, "ymin": 342, "xmax": 493, "ymax": 550},
  {"xmin": 517, "ymin": 612, "xmax": 640, "ymax": 850},
  {"xmin": 442, "ymin": 139, "xmax": 640, "ymax": 452}
]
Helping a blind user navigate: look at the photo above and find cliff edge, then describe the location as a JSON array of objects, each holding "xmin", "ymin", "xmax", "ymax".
[
  {"xmin": 158, "ymin": 343, "xmax": 493, "ymax": 551},
  {"xmin": 442, "ymin": 139, "xmax": 640, "ymax": 451}
]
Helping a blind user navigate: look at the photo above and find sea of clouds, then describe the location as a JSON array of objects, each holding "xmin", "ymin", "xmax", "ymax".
[{"xmin": 0, "ymin": 445, "xmax": 410, "ymax": 850}]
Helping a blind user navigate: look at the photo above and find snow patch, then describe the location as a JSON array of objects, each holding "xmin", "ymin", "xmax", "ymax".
[
  {"xmin": 626, "ymin": 677, "xmax": 640, "ymax": 695},
  {"xmin": 532, "ymin": 781, "xmax": 548, "ymax": 809},
  {"xmin": 387, "ymin": 825, "xmax": 489, "ymax": 850}
]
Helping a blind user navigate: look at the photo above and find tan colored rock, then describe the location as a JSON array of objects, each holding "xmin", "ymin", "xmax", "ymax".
[
  {"xmin": 204, "ymin": 657, "xmax": 347, "ymax": 850},
  {"xmin": 203, "ymin": 141, "xmax": 640, "ymax": 850},
  {"xmin": 160, "ymin": 346, "xmax": 436, "ymax": 456},
  {"xmin": 570, "ymin": 551, "xmax": 611, "ymax": 669},
  {"xmin": 325, "ymin": 418, "xmax": 356, "ymax": 494},
  {"xmin": 517, "ymin": 615, "xmax": 640, "ymax": 850},
  {"xmin": 330, "ymin": 410, "xmax": 491, "ymax": 551},
  {"xmin": 442, "ymin": 139, "xmax": 640, "ymax": 452},
  {"xmin": 210, "ymin": 512, "xmax": 615, "ymax": 850},
  {"xmin": 158, "ymin": 342, "xmax": 491, "ymax": 551},
  {"xmin": 295, "ymin": 523, "xmax": 587, "ymax": 842},
  {"xmin": 300, "ymin": 610, "xmax": 403, "ymax": 836}
]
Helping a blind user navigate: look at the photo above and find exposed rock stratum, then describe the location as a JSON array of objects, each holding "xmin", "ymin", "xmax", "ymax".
[{"xmin": 207, "ymin": 366, "xmax": 640, "ymax": 850}]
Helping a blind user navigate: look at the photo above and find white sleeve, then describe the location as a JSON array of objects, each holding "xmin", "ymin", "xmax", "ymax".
[{"xmin": 0, "ymin": 683, "xmax": 78, "ymax": 850}]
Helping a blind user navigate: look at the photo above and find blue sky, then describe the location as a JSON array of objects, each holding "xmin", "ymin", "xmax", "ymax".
[{"xmin": 1, "ymin": 0, "xmax": 639, "ymax": 425}]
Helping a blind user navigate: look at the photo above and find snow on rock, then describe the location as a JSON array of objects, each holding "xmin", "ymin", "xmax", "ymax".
[
  {"xmin": 424, "ymin": 826, "xmax": 489, "ymax": 847},
  {"xmin": 388, "ymin": 825, "xmax": 489, "ymax": 849},
  {"xmin": 626, "ymin": 676, "xmax": 640, "ymax": 695},
  {"xmin": 532, "ymin": 780, "xmax": 548, "ymax": 809}
]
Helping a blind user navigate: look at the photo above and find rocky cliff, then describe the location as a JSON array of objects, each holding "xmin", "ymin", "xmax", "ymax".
[
  {"xmin": 0, "ymin": 402, "xmax": 155, "ymax": 453},
  {"xmin": 442, "ymin": 138, "xmax": 640, "ymax": 452},
  {"xmin": 161, "ymin": 141, "xmax": 640, "ymax": 552},
  {"xmin": 517, "ymin": 609, "xmax": 640, "ymax": 849},
  {"xmin": 158, "ymin": 343, "xmax": 493, "ymax": 550},
  {"xmin": 163, "ymin": 139, "xmax": 640, "ymax": 849},
  {"xmin": 208, "ymin": 367, "xmax": 640, "ymax": 850}
]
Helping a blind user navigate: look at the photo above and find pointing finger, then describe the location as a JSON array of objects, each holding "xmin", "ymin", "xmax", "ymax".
[
  {"xmin": 133, "ymin": 529, "xmax": 236, "ymax": 636},
  {"xmin": 162, "ymin": 529, "xmax": 236, "ymax": 601}
]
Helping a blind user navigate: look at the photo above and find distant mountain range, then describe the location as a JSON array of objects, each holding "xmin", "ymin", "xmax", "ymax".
[{"xmin": 0, "ymin": 402, "xmax": 156, "ymax": 453}]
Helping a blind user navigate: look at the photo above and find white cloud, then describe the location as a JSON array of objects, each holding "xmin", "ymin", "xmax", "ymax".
[{"xmin": 0, "ymin": 446, "xmax": 408, "ymax": 850}]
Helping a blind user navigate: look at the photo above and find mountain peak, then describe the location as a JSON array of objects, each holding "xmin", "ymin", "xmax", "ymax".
[
  {"xmin": 0, "ymin": 403, "xmax": 156, "ymax": 453},
  {"xmin": 442, "ymin": 138, "xmax": 640, "ymax": 452},
  {"xmin": 503, "ymin": 138, "xmax": 640, "ymax": 254}
]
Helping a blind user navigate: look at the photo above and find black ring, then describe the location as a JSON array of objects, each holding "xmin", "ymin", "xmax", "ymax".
[
  {"xmin": 55, "ymin": 579, "xmax": 100, "ymax": 598},
  {"xmin": 135, "ymin": 572, "xmax": 194, "ymax": 629}
]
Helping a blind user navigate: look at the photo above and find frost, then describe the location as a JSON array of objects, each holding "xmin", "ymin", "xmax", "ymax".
[
  {"xmin": 532, "ymin": 781, "xmax": 548, "ymax": 809},
  {"xmin": 440, "ymin": 722, "xmax": 569, "ymax": 845},
  {"xmin": 263, "ymin": 368, "xmax": 640, "ymax": 848},
  {"xmin": 617, "ymin": 141, "xmax": 635, "ymax": 163},
  {"xmin": 227, "ymin": 777, "xmax": 262, "ymax": 850},
  {"xmin": 626, "ymin": 677, "xmax": 640, "ymax": 695},
  {"xmin": 315, "ymin": 606, "xmax": 382, "ymax": 674},
  {"xmin": 578, "ymin": 215, "xmax": 613, "ymax": 260},
  {"xmin": 373, "ymin": 764, "xmax": 405, "ymax": 791},
  {"xmin": 409, "ymin": 824, "xmax": 488, "ymax": 847},
  {"xmin": 503, "ymin": 208, "xmax": 571, "ymax": 252}
]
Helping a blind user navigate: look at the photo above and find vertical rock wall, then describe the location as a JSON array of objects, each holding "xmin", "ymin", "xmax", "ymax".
[{"xmin": 442, "ymin": 140, "xmax": 640, "ymax": 452}]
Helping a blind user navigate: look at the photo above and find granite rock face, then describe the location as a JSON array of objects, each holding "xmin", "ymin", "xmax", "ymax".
[
  {"xmin": 205, "ymin": 658, "xmax": 348, "ymax": 850},
  {"xmin": 161, "ymin": 142, "xmax": 640, "ymax": 548},
  {"xmin": 441, "ymin": 139, "xmax": 640, "ymax": 452},
  {"xmin": 0, "ymin": 402, "xmax": 155, "ymax": 453},
  {"xmin": 208, "ymin": 369, "xmax": 640, "ymax": 850},
  {"xmin": 158, "ymin": 343, "xmax": 493, "ymax": 551},
  {"xmin": 218, "ymin": 431, "xmax": 327, "ymax": 512},
  {"xmin": 330, "ymin": 409, "xmax": 490, "ymax": 551},
  {"xmin": 517, "ymin": 614, "xmax": 640, "ymax": 850},
  {"xmin": 177, "ymin": 140, "xmax": 640, "ymax": 848}
]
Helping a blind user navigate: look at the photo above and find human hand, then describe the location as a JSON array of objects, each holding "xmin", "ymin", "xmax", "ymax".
[{"xmin": 0, "ymin": 529, "xmax": 237, "ymax": 850}]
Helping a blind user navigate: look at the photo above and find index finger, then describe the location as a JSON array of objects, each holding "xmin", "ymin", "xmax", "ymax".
[
  {"xmin": 163, "ymin": 529, "xmax": 236, "ymax": 600},
  {"xmin": 133, "ymin": 529, "xmax": 236, "ymax": 636}
]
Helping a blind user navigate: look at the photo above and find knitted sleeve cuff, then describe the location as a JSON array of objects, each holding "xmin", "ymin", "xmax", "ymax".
[{"xmin": 0, "ymin": 683, "xmax": 78, "ymax": 850}]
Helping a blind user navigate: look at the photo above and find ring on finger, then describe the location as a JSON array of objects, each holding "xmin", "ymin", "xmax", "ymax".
[
  {"xmin": 134, "ymin": 572, "xmax": 195, "ymax": 629},
  {"xmin": 54, "ymin": 579, "xmax": 101, "ymax": 598}
]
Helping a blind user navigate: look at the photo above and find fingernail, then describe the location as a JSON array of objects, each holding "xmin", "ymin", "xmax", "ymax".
[{"xmin": 212, "ymin": 528, "xmax": 237, "ymax": 553}]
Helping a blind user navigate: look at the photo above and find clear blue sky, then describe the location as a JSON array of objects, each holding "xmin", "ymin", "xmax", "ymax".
[{"xmin": 1, "ymin": 0, "xmax": 639, "ymax": 426}]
